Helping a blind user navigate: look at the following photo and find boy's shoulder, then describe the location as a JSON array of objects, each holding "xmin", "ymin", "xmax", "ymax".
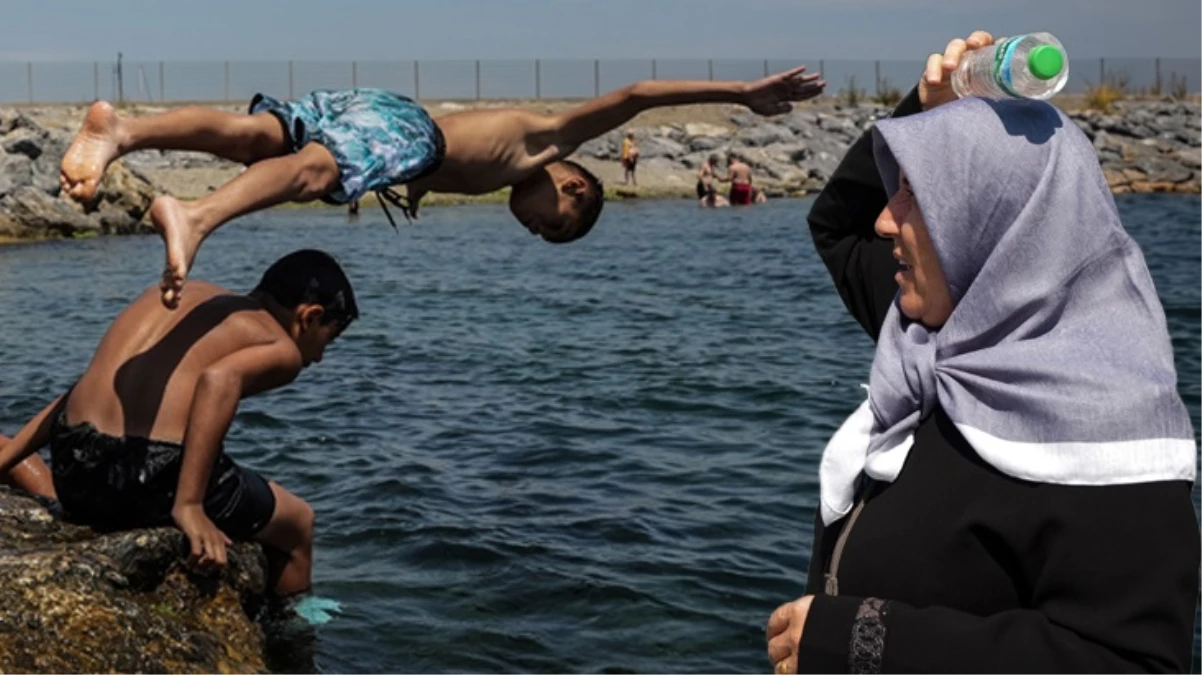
[{"xmin": 160, "ymin": 282, "xmax": 293, "ymax": 346}]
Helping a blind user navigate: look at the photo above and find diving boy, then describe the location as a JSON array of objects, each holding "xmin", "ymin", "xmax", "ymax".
[
  {"xmin": 0, "ymin": 249, "xmax": 358, "ymax": 597},
  {"xmin": 59, "ymin": 67, "xmax": 825, "ymax": 307}
]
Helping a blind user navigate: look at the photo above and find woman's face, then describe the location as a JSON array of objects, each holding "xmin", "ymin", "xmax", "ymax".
[{"xmin": 874, "ymin": 171, "xmax": 954, "ymax": 328}]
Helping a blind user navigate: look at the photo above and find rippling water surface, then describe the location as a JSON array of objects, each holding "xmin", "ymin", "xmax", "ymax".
[{"xmin": 1, "ymin": 195, "xmax": 1197, "ymax": 673}]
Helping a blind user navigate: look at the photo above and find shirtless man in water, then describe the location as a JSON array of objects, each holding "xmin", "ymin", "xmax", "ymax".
[
  {"xmin": 59, "ymin": 67, "xmax": 824, "ymax": 308},
  {"xmin": 719, "ymin": 155, "xmax": 757, "ymax": 205},
  {"xmin": 0, "ymin": 249, "xmax": 357, "ymax": 599}
]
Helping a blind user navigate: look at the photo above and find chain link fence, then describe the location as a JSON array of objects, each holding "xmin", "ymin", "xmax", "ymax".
[{"xmin": 1, "ymin": 57, "xmax": 1197, "ymax": 105}]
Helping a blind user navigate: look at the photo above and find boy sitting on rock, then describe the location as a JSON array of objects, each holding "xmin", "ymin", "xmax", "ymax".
[
  {"xmin": 59, "ymin": 67, "xmax": 824, "ymax": 308},
  {"xmin": 0, "ymin": 249, "xmax": 357, "ymax": 600}
]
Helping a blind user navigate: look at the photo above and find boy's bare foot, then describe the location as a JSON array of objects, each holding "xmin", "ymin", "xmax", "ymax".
[
  {"xmin": 150, "ymin": 196, "xmax": 205, "ymax": 309},
  {"xmin": 60, "ymin": 101, "xmax": 125, "ymax": 203}
]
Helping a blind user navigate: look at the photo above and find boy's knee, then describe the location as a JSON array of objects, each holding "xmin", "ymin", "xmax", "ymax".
[
  {"xmin": 296, "ymin": 145, "xmax": 341, "ymax": 200},
  {"xmin": 298, "ymin": 500, "xmax": 316, "ymax": 543}
]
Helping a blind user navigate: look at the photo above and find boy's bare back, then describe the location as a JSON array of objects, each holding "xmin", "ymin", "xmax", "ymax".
[{"xmin": 68, "ymin": 281, "xmax": 300, "ymax": 444}]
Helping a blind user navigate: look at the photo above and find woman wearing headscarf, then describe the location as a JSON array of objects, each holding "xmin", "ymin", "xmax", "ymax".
[{"xmin": 766, "ymin": 32, "xmax": 1199, "ymax": 673}]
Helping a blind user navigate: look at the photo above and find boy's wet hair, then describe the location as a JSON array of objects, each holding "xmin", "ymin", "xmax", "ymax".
[
  {"xmin": 561, "ymin": 159, "xmax": 604, "ymax": 243},
  {"xmin": 253, "ymin": 249, "xmax": 359, "ymax": 330}
]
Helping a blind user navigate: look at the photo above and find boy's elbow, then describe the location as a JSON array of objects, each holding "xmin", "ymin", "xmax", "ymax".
[{"xmin": 196, "ymin": 368, "xmax": 242, "ymax": 401}]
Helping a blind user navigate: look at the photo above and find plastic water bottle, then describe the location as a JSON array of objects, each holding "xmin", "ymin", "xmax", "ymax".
[{"xmin": 951, "ymin": 32, "xmax": 1069, "ymax": 101}]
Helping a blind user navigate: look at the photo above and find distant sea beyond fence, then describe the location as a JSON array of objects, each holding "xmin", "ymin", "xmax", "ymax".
[{"xmin": 1, "ymin": 57, "xmax": 1198, "ymax": 105}]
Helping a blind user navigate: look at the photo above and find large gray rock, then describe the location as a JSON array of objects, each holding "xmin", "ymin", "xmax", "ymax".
[
  {"xmin": 0, "ymin": 153, "xmax": 33, "ymax": 199},
  {"xmin": 682, "ymin": 122, "xmax": 728, "ymax": 138},
  {"xmin": 0, "ymin": 187, "xmax": 99, "ymax": 237},
  {"xmin": 637, "ymin": 135, "xmax": 688, "ymax": 160},
  {"xmin": 578, "ymin": 135, "xmax": 618, "ymax": 160},
  {"xmin": 733, "ymin": 123, "xmax": 795, "ymax": 147},
  {"xmin": 0, "ymin": 111, "xmax": 156, "ymax": 240},
  {"xmin": 687, "ymin": 136, "xmax": 727, "ymax": 153},
  {"xmin": 779, "ymin": 110, "xmax": 821, "ymax": 135},
  {"xmin": 3, "ymin": 127, "xmax": 46, "ymax": 160},
  {"xmin": 1136, "ymin": 154, "xmax": 1195, "ymax": 184},
  {"xmin": 1174, "ymin": 148, "xmax": 1201, "ymax": 170}
]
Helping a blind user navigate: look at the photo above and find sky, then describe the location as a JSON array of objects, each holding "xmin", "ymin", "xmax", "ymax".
[{"xmin": 0, "ymin": 0, "xmax": 1198, "ymax": 62}]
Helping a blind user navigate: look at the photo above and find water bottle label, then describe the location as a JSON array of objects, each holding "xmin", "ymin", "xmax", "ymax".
[{"xmin": 992, "ymin": 35, "xmax": 1024, "ymax": 98}]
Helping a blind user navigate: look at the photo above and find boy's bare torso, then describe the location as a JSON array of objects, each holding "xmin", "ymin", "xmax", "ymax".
[
  {"xmin": 729, "ymin": 161, "xmax": 753, "ymax": 185},
  {"xmin": 406, "ymin": 108, "xmax": 571, "ymax": 199},
  {"xmin": 68, "ymin": 281, "xmax": 295, "ymax": 443}
]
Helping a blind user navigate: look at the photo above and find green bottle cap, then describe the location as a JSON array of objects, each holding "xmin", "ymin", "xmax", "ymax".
[{"xmin": 1028, "ymin": 45, "xmax": 1064, "ymax": 80}]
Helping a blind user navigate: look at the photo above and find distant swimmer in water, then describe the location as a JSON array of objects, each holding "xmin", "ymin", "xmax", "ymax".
[
  {"xmin": 719, "ymin": 154, "xmax": 756, "ymax": 205},
  {"xmin": 59, "ymin": 68, "xmax": 825, "ymax": 308},
  {"xmin": 0, "ymin": 249, "xmax": 358, "ymax": 604},
  {"xmin": 700, "ymin": 190, "xmax": 731, "ymax": 208},
  {"xmin": 696, "ymin": 153, "xmax": 720, "ymax": 200}
]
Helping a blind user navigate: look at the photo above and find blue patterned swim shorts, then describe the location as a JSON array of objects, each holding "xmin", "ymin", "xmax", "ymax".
[{"xmin": 249, "ymin": 88, "xmax": 445, "ymax": 206}]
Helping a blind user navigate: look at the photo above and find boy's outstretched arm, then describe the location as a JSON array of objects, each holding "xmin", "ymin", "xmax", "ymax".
[
  {"xmin": 0, "ymin": 394, "xmax": 66, "ymax": 475},
  {"xmin": 552, "ymin": 66, "xmax": 825, "ymax": 149},
  {"xmin": 174, "ymin": 338, "xmax": 303, "ymax": 572}
]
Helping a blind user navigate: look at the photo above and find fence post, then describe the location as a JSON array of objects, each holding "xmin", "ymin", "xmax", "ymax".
[
  {"xmin": 535, "ymin": 59, "xmax": 540, "ymax": 99},
  {"xmin": 763, "ymin": 59, "xmax": 769, "ymax": 77},
  {"xmin": 414, "ymin": 61, "xmax": 420, "ymax": 100},
  {"xmin": 475, "ymin": 59, "xmax": 481, "ymax": 100},
  {"xmin": 819, "ymin": 59, "xmax": 824, "ymax": 78},
  {"xmin": 1099, "ymin": 58, "xmax": 1104, "ymax": 86},
  {"xmin": 288, "ymin": 60, "xmax": 294, "ymax": 100},
  {"xmin": 26, "ymin": 62, "xmax": 32, "ymax": 104},
  {"xmin": 158, "ymin": 61, "xmax": 164, "ymax": 103},
  {"xmin": 874, "ymin": 59, "xmax": 881, "ymax": 97},
  {"xmin": 352, "ymin": 61, "xmax": 358, "ymax": 89},
  {"xmin": 651, "ymin": 59, "xmax": 657, "ymax": 80},
  {"xmin": 593, "ymin": 59, "xmax": 600, "ymax": 97},
  {"xmin": 93, "ymin": 61, "xmax": 99, "ymax": 101},
  {"xmin": 1154, "ymin": 57, "xmax": 1161, "ymax": 94},
  {"xmin": 707, "ymin": 59, "xmax": 713, "ymax": 80},
  {"xmin": 224, "ymin": 61, "xmax": 230, "ymax": 101}
]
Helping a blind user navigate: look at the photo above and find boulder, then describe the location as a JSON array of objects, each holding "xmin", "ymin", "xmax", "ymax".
[
  {"xmin": 0, "ymin": 486, "xmax": 270, "ymax": 674},
  {"xmin": 0, "ymin": 112, "xmax": 155, "ymax": 240}
]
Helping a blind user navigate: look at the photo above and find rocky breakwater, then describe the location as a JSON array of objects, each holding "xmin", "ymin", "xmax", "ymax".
[
  {"xmin": 577, "ymin": 105, "xmax": 879, "ymax": 196},
  {"xmin": 1073, "ymin": 101, "xmax": 1201, "ymax": 194},
  {"xmin": 0, "ymin": 486, "xmax": 270, "ymax": 673},
  {"xmin": 577, "ymin": 99, "xmax": 1201, "ymax": 196},
  {"xmin": 0, "ymin": 109, "xmax": 155, "ymax": 241}
]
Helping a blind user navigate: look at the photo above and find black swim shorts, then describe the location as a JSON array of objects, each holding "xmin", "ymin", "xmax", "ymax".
[{"xmin": 48, "ymin": 412, "xmax": 276, "ymax": 541}]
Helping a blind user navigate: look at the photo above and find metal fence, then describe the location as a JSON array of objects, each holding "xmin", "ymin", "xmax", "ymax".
[{"xmin": 1, "ymin": 57, "xmax": 1198, "ymax": 105}]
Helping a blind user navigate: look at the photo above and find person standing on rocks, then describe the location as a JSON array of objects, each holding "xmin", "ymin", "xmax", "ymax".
[
  {"xmin": 620, "ymin": 130, "xmax": 640, "ymax": 186},
  {"xmin": 58, "ymin": 68, "xmax": 824, "ymax": 309},
  {"xmin": 0, "ymin": 249, "xmax": 357, "ymax": 604}
]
